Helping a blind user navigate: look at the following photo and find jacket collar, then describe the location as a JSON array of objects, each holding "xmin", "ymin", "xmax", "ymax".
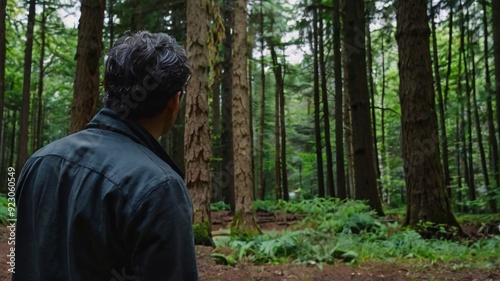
[{"xmin": 86, "ymin": 108, "xmax": 184, "ymax": 179}]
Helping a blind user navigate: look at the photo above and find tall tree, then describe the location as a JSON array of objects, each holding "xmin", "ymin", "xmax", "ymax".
[
  {"xmin": 482, "ymin": 0, "xmax": 500, "ymax": 210},
  {"xmin": 460, "ymin": 5, "xmax": 476, "ymax": 207},
  {"xmin": 319, "ymin": 7, "xmax": 335, "ymax": 197},
  {"xmin": 493, "ymin": 0, "xmax": 500, "ymax": 141},
  {"xmin": 312, "ymin": 4, "xmax": 325, "ymax": 197},
  {"xmin": 185, "ymin": 0, "xmax": 213, "ymax": 245},
  {"xmin": 430, "ymin": 2, "xmax": 451, "ymax": 195},
  {"xmin": 366, "ymin": 23, "xmax": 381, "ymax": 187},
  {"xmin": 468, "ymin": 5, "xmax": 495, "ymax": 213},
  {"xmin": 17, "ymin": 0, "xmax": 36, "ymax": 170},
  {"xmin": 35, "ymin": 2, "xmax": 48, "ymax": 151},
  {"xmin": 70, "ymin": 0, "xmax": 105, "ymax": 133},
  {"xmin": 0, "ymin": 0, "xmax": 7, "ymax": 173},
  {"xmin": 108, "ymin": 0, "xmax": 115, "ymax": 48},
  {"xmin": 333, "ymin": 0, "xmax": 346, "ymax": 199},
  {"xmin": 342, "ymin": 0, "xmax": 383, "ymax": 214},
  {"xmin": 221, "ymin": 0, "xmax": 235, "ymax": 210},
  {"xmin": 231, "ymin": 0, "xmax": 260, "ymax": 235},
  {"xmin": 258, "ymin": 0, "xmax": 266, "ymax": 200},
  {"xmin": 396, "ymin": 0, "xmax": 459, "ymax": 227}
]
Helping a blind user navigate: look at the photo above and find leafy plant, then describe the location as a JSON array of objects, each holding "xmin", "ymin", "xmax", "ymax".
[
  {"xmin": 0, "ymin": 194, "xmax": 9, "ymax": 225},
  {"xmin": 210, "ymin": 201, "xmax": 230, "ymax": 211},
  {"xmin": 210, "ymin": 199, "xmax": 500, "ymax": 269}
]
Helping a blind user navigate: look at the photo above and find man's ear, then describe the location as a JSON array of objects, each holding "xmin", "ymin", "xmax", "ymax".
[{"xmin": 167, "ymin": 91, "xmax": 182, "ymax": 110}]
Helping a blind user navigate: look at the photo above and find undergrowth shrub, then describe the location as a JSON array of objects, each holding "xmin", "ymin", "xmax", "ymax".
[
  {"xmin": 0, "ymin": 194, "xmax": 9, "ymax": 225},
  {"xmin": 210, "ymin": 201, "xmax": 230, "ymax": 211},
  {"xmin": 212, "ymin": 198, "xmax": 500, "ymax": 269}
]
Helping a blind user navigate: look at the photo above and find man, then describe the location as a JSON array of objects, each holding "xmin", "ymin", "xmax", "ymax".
[{"xmin": 14, "ymin": 31, "xmax": 198, "ymax": 280}]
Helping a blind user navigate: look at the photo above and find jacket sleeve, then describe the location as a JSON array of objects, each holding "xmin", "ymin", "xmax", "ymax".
[{"xmin": 124, "ymin": 178, "xmax": 199, "ymax": 281}]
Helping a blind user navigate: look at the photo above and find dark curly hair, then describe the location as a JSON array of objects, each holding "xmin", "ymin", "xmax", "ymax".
[{"xmin": 103, "ymin": 31, "xmax": 191, "ymax": 119}]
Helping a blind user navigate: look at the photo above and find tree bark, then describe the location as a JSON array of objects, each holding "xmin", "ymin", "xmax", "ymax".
[
  {"xmin": 0, "ymin": 0, "xmax": 6, "ymax": 173},
  {"xmin": 70, "ymin": 0, "xmax": 105, "ymax": 133},
  {"xmin": 313, "ymin": 5, "xmax": 325, "ymax": 197},
  {"xmin": 35, "ymin": 3, "xmax": 47, "ymax": 151},
  {"xmin": 482, "ymin": 0, "xmax": 500, "ymax": 212},
  {"xmin": 431, "ymin": 3, "xmax": 451, "ymax": 197},
  {"xmin": 319, "ymin": 8, "xmax": 335, "ymax": 197},
  {"xmin": 366, "ymin": 23, "xmax": 381, "ymax": 189},
  {"xmin": 17, "ymin": 0, "xmax": 36, "ymax": 170},
  {"xmin": 108, "ymin": 0, "xmax": 115, "ymax": 49},
  {"xmin": 333, "ymin": 0, "xmax": 346, "ymax": 200},
  {"xmin": 211, "ymin": 65, "xmax": 222, "ymax": 201},
  {"xmin": 271, "ymin": 13, "xmax": 282, "ymax": 200},
  {"xmin": 9, "ymin": 108, "xmax": 17, "ymax": 168},
  {"xmin": 258, "ymin": 0, "xmax": 266, "ymax": 200},
  {"xmin": 460, "ymin": 6, "xmax": 476, "ymax": 208},
  {"xmin": 278, "ymin": 55, "xmax": 288, "ymax": 201},
  {"xmin": 443, "ymin": 0, "xmax": 454, "ymax": 110},
  {"xmin": 343, "ymin": 42, "xmax": 354, "ymax": 199},
  {"xmin": 230, "ymin": 0, "xmax": 260, "ymax": 235},
  {"xmin": 396, "ymin": 0, "xmax": 459, "ymax": 227},
  {"xmin": 493, "ymin": 0, "xmax": 500, "ymax": 144},
  {"xmin": 185, "ymin": 0, "xmax": 213, "ymax": 246},
  {"xmin": 342, "ymin": 0, "xmax": 383, "ymax": 214},
  {"xmin": 221, "ymin": 1, "xmax": 235, "ymax": 210}
]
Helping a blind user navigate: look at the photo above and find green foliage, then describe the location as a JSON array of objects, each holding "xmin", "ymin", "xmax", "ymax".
[
  {"xmin": 457, "ymin": 213, "xmax": 500, "ymax": 225},
  {"xmin": 253, "ymin": 200, "xmax": 277, "ymax": 212},
  {"xmin": 210, "ymin": 201, "xmax": 231, "ymax": 211},
  {"xmin": 212, "ymin": 199, "xmax": 500, "ymax": 269},
  {"xmin": 0, "ymin": 195, "xmax": 9, "ymax": 225},
  {"xmin": 193, "ymin": 221, "xmax": 213, "ymax": 246}
]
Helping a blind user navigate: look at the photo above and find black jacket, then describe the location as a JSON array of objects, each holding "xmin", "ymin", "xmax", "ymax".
[{"xmin": 14, "ymin": 108, "xmax": 198, "ymax": 281}]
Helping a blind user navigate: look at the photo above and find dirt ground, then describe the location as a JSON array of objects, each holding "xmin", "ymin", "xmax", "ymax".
[{"xmin": 1, "ymin": 212, "xmax": 499, "ymax": 281}]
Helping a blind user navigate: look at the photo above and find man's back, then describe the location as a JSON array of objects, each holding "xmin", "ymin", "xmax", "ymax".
[{"xmin": 14, "ymin": 109, "xmax": 198, "ymax": 280}]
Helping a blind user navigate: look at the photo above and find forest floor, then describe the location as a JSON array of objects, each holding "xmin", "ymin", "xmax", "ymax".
[{"xmin": 1, "ymin": 211, "xmax": 499, "ymax": 281}]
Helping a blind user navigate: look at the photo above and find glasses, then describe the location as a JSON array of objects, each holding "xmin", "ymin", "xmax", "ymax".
[{"xmin": 181, "ymin": 74, "xmax": 192, "ymax": 96}]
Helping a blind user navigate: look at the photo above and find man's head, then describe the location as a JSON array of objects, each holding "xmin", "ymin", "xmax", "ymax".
[{"xmin": 103, "ymin": 31, "xmax": 191, "ymax": 122}]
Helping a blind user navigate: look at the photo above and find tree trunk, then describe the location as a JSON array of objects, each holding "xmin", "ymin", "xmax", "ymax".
[
  {"xmin": 493, "ymin": 0, "xmax": 500, "ymax": 144},
  {"xmin": 258, "ymin": 0, "xmax": 266, "ymax": 200},
  {"xmin": 333, "ymin": 0, "xmax": 346, "ymax": 200},
  {"xmin": 343, "ymin": 45, "xmax": 354, "ymax": 199},
  {"xmin": 231, "ymin": 0, "xmax": 260, "ymax": 235},
  {"xmin": 313, "ymin": 5, "xmax": 325, "ymax": 197},
  {"xmin": 271, "ymin": 12, "xmax": 282, "ymax": 201},
  {"xmin": 17, "ymin": 0, "xmax": 36, "ymax": 170},
  {"xmin": 483, "ymin": 0, "xmax": 500, "ymax": 212},
  {"xmin": 221, "ymin": 1, "xmax": 235, "ymax": 210},
  {"xmin": 470, "ymin": 20, "xmax": 495, "ymax": 212},
  {"xmin": 70, "ymin": 0, "xmax": 105, "ymax": 133},
  {"xmin": 185, "ymin": 0, "xmax": 213, "ymax": 246},
  {"xmin": 431, "ymin": 3, "xmax": 451, "ymax": 197},
  {"xmin": 10, "ymin": 108, "xmax": 17, "ymax": 168},
  {"xmin": 35, "ymin": 3, "xmax": 47, "ymax": 151},
  {"xmin": 342, "ymin": 0, "xmax": 383, "ymax": 214},
  {"xmin": 396, "ymin": 0, "xmax": 459, "ymax": 227},
  {"xmin": 380, "ymin": 34, "xmax": 390, "ymax": 203},
  {"xmin": 444, "ymin": 0, "xmax": 454, "ymax": 110},
  {"xmin": 130, "ymin": 0, "xmax": 143, "ymax": 31},
  {"xmin": 319, "ymin": 8, "xmax": 335, "ymax": 197},
  {"xmin": 279, "ymin": 59, "xmax": 288, "ymax": 201},
  {"xmin": 461, "ymin": 6, "xmax": 476, "ymax": 208},
  {"xmin": 0, "ymin": 0, "xmax": 6, "ymax": 173},
  {"xmin": 366, "ymin": 23, "xmax": 381, "ymax": 188},
  {"xmin": 212, "ymin": 65, "xmax": 222, "ymax": 201},
  {"xmin": 108, "ymin": 0, "xmax": 115, "ymax": 49},
  {"xmin": 455, "ymin": 118, "xmax": 463, "ymax": 212},
  {"xmin": 457, "ymin": 40, "xmax": 471, "ymax": 213}
]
